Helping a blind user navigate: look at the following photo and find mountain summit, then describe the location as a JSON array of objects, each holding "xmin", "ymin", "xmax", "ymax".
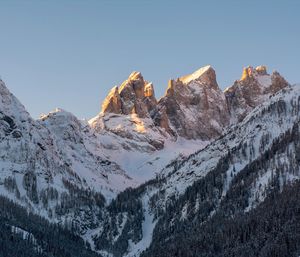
[
  {"xmin": 178, "ymin": 65, "xmax": 219, "ymax": 89},
  {"xmin": 101, "ymin": 71, "xmax": 157, "ymax": 118},
  {"xmin": 225, "ymin": 65, "xmax": 289, "ymax": 122},
  {"xmin": 153, "ymin": 65, "xmax": 228, "ymax": 140}
]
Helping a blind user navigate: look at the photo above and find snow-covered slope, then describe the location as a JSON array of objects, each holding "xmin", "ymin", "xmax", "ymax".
[
  {"xmin": 0, "ymin": 79, "xmax": 133, "ymax": 232},
  {"xmin": 92, "ymin": 84, "xmax": 300, "ymax": 257},
  {"xmin": 158, "ymin": 84, "xmax": 299, "ymax": 203},
  {"xmin": 39, "ymin": 108, "xmax": 136, "ymax": 200},
  {"xmin": 89, "ymin": 111, "xmax": 208, "ymax": 182}
]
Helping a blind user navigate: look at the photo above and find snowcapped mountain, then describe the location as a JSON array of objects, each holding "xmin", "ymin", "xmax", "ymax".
[
  {"xmin": 87, "ymin": 65, "xmax": 289, "ymax": 182},
  {"xmin": 0, "ymin": 65, "xmax": 299, "ymax": 257},
  {"xmin": 38, "ymin": 108, "xmax": 135, "ymax": 199},
  {"xmin": 0, "ymin": 79, "xmax": 134, "ymax": 232},
  {"xmin": 92, "ymin": 84, "xmax": 300, "ymax": 257},
  {"xmin": 89, "ymin": 69, "xmax": 211, "ymax": 182}
]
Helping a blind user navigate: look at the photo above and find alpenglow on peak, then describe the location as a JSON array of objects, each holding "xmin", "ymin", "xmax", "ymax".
[{"xmin": 97, "ymin": 64, "xmax": 289, "ymax": 141}]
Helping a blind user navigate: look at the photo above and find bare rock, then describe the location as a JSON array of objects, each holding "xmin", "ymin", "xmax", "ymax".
[
  {"xmin": 101, "ymin": 86, "xmax": 122, "ymax": 114},
  {"xmin": 225, "ymin": 65, "xmax": 289, "ymax": 122},
  {"xmin": 102, "ymin": 71, "xmax": 158, "ymax": 118},
  {"xmin": 154, "ymin": 66, "xmax": 230, "ymax": 140}
]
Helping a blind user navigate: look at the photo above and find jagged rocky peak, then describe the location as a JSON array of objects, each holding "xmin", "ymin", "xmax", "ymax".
[
  {"xmin": 240, "ymin": 65, "xmax": 268, "ymax": 80},
  {"xmin": 225, "ymin": 65, "xmax": 289, "ymax": 122},
  {"xmin": 237, "ymin": 65, "xmax": 288, "ymax": 91},
  {"xmin": 101, "ymin": 71, "xmax": 157, "ymax": 118},
  {"xmin": 165, "ymin": 65, "xmax": 219, "ymax": 97},
  {"xmin": 179, "ymin": 65, "xmax": 219, "ymax": 89},
  {"xmin": 119, "ymin": 71, "xmax": 145, "ymax": 100},
  {"xmin": 154, "ymin": 65, "xmax": 230, "ymax": 140}
]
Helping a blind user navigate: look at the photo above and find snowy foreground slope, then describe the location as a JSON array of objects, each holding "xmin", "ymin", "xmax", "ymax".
[{"xmin": 0, "ymin": 65, "xmax": 299, "ymax": 257}]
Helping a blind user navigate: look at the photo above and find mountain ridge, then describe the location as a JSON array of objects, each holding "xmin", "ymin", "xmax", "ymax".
[{"xmin": 0, "ymin": 66, "xmax": 299, "ymax": 257}]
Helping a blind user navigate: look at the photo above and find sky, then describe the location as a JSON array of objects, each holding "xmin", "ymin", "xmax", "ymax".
[{"xmin": 0, "ymin": 0, "xmax": 299, "ymax": 119}]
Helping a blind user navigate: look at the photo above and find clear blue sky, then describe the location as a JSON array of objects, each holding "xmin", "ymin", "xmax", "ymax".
[{"xmin": 0, "ymin": 0, "xmax": 299, "ymax": 119}]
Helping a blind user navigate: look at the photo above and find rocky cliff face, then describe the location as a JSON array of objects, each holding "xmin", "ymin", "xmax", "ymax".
[
  {"xmin": 225, "ymin": 65, "xmax": 289, "ymax": 122},
  {"xmin": 101, "ymin": 71, "xmax": 157, "ymax": 118},
  {"xmin": 154, "ymin": 65, "xmax": 229, "ymax": 140}
]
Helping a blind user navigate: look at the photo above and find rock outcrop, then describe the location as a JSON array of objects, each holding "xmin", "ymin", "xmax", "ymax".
[
  {"xmin": 225, "ymin": 66, "xmax": 289, "ymax": 122},
  {"xmin": 101, "ymin": 86, "xmax": 122, "ymax": 114},
  {"xmin": 101, "ymin": 71, "xmax": 157, "ymax": 118},
  {"xmin": 91, "ymin": 72, "xmax": 165, "ymax": 153},
  {"xmin": 154, "ymin": 65, "xmax": 229, "ymax": 140}
]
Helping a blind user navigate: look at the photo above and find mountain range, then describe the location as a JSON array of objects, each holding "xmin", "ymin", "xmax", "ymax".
[{"xmin": 0, "ymin": 65, "xmax": 299, "ymax": 257}]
